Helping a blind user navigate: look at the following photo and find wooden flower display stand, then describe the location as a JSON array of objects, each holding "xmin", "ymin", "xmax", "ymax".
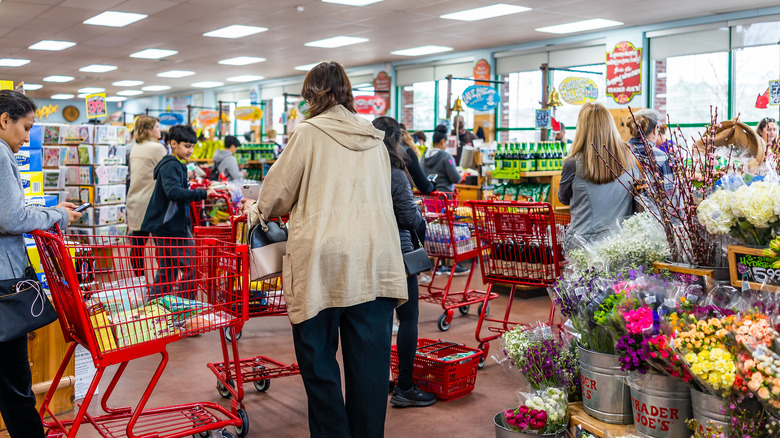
[{"xmin": 568, "ymin": 402, "xmax": 636, "ymax": 437}]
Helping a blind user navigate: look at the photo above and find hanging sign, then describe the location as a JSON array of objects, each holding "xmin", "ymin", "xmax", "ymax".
[
  {"xmin": 373, "ymin": 71, "xmax": 391, "ymax": 115},
  {"xmin": 197, "ymin": 110, "xmax": 219, "ymax": 125},
  {"xmin": 0, "ymin": 80, "xmax": 13, "ymax": 91},
  {"xmin": 85, "ymin": 93, "xmax": 107, "ymax": 119},
  {"xmin": 234, "ymin": 106, "xmax": 263, "ymax": 121},
  {"xmin": 159, "ymin": 112, "xmax": 184, "ymax": 125},
  {"xmin": 249, "ymin": 88, "xmax": 258, "ymax": 105},
  {"xmin": 535, "ymin": 109, "xmax": 551, "ymax": 129},
  {"xmin": 354, "ymin": 95, "xmax": 387, "ymax": 115},
  {"xmin": 606, "ymin": 41, "xmax": 642, "ymax": 105},
  {"xmin": 462, "ymin": 85, "xmax": 499, "ymax": 111},
  {"xmin": 35, "ymin": 104, "xmax": 59, "ymax": 120},
  {"xmin": 769, "ymin": 79, "xmax": 780, "ymax": 106},
  {"xmin": 474, "ymin": 59, "xmax": 491, "ymax": 86},
  {"xmin": 559, "ymin": 77, "xmax": 599, "ymax": 105}
]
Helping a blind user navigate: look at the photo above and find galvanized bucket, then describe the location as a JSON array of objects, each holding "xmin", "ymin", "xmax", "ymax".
[
  {"xmin": 493, "ymin": 413, "xmax": 565, "ymax": 438},
  {"xmin": 578, "ymin": 345, "xmax": 633, "ymax": 424},
  {"xmin": 629, "ymin": 372, "xmax": 692, "ymax": 438},
  {"xmin": 690, "ymin": 388, "xmax": 727, "ymax": 435}
]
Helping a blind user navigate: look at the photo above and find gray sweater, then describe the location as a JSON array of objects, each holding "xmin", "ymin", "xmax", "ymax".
[
  {"xmin": 0, "ymin": 140, "xmax": 68, "ymax": 279},
  {"xmin": 212, "ymin": 149, "xmax": 242, "ymax": 181}
]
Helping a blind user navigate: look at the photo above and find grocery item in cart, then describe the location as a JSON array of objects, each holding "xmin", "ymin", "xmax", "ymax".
[
  {"xmin": 90, "ymin": 276, "xmax": 147, "ymax": 314},
  {"xmin": 88, "ymin": 304, "xmax": 117, "ymax": 352},
  {"xmin": 112, "ymin": 303, "xmax": 178, "ymax": 348}
]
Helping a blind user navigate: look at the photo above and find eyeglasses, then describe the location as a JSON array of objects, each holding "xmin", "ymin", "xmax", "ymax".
[{"xmin": 761, "ymin": 117, "xmax": 776, "ymax": 123}]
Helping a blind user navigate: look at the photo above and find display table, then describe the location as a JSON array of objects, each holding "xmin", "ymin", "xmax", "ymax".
[{"xmin": 568, "ymin": 402, "xmax": 635, "ymax": 437}]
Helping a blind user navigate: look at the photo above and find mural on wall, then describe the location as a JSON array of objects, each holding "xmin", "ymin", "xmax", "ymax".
[
  {"xmin": 606, "ymin": 41, "xmax": 642, "ymax": 105},
  {"xmin": 373, "ymin": 71, "xmax": 391, "ymax": 115}
]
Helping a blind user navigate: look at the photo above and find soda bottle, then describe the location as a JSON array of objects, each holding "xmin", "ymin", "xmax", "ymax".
[
  {"xmin": 536, "ymin": 141, "xmax": 546, "ymax": 171},
  {"xmin": 547, "ymin": 142, "xmax": 555, "ymax": 171},
  {"xmin": 528, "ymin": 142, "xmax": 537, "ymax": 171},
  {"xmin": 495, "ymin": 143, "xmax": 503, "ymax": 170}
]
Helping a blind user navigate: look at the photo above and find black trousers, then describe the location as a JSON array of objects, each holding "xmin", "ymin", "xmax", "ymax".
[
  {"xmin": 151, "ymin": 237, "xmax": 196, "ymax": 300},
  {"xmin": 0, "ymin": 335, "xmax": 45, "ymax": 438},
  {"xmin": 130, "ymin": 230, "xmax": 150, "ymax": 277},
  {"xmin": 395, "ymin": 275, "xmax": 419, "ymax": 390},
  {"xmin": 292, "ymin": 298, "xmax": 396, "ymax": 438}
]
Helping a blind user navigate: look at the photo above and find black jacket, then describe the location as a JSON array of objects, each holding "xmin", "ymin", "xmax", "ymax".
[
  {"xmin": 141, "ymin": 155, "xmax": 207, "ymax": 237},
  {"xmin": 391, "ymin": 167, "xmax": 424, "ymax": 254},
  {"xmin": 404, "ymin": 145, "xmax": 434, "ymax": 194}
]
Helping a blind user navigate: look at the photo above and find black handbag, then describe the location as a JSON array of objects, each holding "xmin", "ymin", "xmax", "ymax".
[
  {"xmin": 403, "ymin": 230, "xmax": 432, "ymax": 276},
  {"xmin": 0, "ymin": 257, "xmax": 58, "ymax": 343}
]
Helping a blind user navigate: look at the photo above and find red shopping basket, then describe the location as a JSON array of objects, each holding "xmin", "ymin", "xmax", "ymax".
[
  {"xmin": 390, "ymin": 339, "xmax": 481, "ymax": 401},
  {"xmin": 191, "ymin": 190, "xmax": 234, "ymax": 227},
  {"xmin": 33, "ymin": 229, "xmax": 250, "ymax": 438}
]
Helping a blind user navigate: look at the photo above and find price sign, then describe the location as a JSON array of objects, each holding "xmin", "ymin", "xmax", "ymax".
[
  {"xmin": 86, "ymin": 93, "xmax": 107, "ymax": 119},
  {"xmin": 535, "ymin": 109, "xmax": 551, "ymax": 129},
  {"xmin": 728, "ymin": 245, "xmax": 780, "ymax": 291},
  {"xmin": 769, "ymin": 79, "xmax": 780, "ymax": 106}
]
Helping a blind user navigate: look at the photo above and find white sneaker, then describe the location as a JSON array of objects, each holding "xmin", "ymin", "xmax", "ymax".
[{"xmin": 418, "ymin": 273, "xmax": 432, "ymax": 283}]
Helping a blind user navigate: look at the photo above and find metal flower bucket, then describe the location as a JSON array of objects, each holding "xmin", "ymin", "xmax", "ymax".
[
  {"xmin": 629, "ymin": 372, "xmax": 692, "ymax": 438},
  {"xmin": 578, "ymin": 345, "xmax": 633, "ymax": 424},
  {"xmin": 690, "ymin": 388, "xmax": 728, "ymax": 435},
  {"xmin": 493, "ymin": 413, "xmax": 565, "ymax": 438}
]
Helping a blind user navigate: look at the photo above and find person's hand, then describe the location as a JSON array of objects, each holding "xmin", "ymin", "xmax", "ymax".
[
  {"xmin": 57, "ymin": 202, "xmax": 77, "ymax": 211},
  {"xmin": 66, "ymin": 209, "xmax": 82, "ymax": 226},
  {"xmin": 240, "ymin": 198, "xmax": 256, "ymax": 216},
  {"xmin": 206, "ymin": 188, "xmax": 218, "ymax": 197}
]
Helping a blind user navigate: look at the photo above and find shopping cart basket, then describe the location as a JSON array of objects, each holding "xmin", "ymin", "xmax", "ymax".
[
  {"xmin": 468, "ymin": 200, "xmax": 569, "ymax": 367},
  {"xmin": 191, "ymin": 190, "xmax": 235, "ymax": 228},
  {"xmin": 33, "ymin": 228, "xmax": 250, "ymax": 438},
  {"xmin": 206, "ymin": 214, "xmax": 301, "ymax": 399},
  {"xmin": 417, "ymin": 191, "xmax": 498, "ymax": 331}
]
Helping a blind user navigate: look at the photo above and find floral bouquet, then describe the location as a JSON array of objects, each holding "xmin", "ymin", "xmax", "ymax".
[
  {"xmin": 503, "ymin": 387, "xmax": 568, "ymax": 435},
  {"xmin": 671, "ymin": 315, "xmax": 738, "ymax": 397}
]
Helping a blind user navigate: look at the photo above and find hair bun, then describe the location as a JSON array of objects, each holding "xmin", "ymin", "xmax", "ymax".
[{"xmin": 434, "ymin": 125, "xmax": 448, "ymax": 134}]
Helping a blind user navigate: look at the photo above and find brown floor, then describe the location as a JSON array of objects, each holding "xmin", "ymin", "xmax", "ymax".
[{"xmin": 46, "ymin": 273, "xmax": 554, "ymax": 437}]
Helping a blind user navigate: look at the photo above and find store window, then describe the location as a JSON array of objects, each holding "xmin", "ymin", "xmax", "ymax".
[
  {"xmin": 401, "ymin": 81, "xmax": 435, "ymax": 131},
  {"xmin": 732, "ymin": 19, "xmax": 780, "ymax": 124},
  {"xmin": 437, "ymin": 78, "xmax": 476, "ymax": 130},
  {"xmin": 551, "ymin": 64, "xmax": 606, "ymax": 136}
]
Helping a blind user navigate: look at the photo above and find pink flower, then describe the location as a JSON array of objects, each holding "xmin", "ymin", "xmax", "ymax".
[
  {"xmin": 624, "ymin": 307, "xmax": 653, "ymax": 334},
  {"xmin": 517, "ymin": 406, "xmax": 529, "ymax": 415}
]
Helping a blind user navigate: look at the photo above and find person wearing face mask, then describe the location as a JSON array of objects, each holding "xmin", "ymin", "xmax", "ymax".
[{"xmin": 626, "ymin": 109, "xmax": 674, "ymax": 197}]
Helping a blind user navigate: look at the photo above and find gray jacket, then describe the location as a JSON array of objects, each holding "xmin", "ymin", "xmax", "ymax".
[
  {"xmin": 0, "ymin": 140, "xmax": 68, "ymax": 280},
  {"xmin": 213, "ymin": 149, "xmax": 242, "ymax": 181},
  {"xmin": 420, "ymin": 148, "xmax": 460, "ymax": 192}
]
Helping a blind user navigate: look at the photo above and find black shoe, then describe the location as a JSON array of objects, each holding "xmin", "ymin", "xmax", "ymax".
[
  {"xmin": 390, "ymin": 384, "xmax": 436, "ymax": 408},
  {"xmin": 435, "ymin": 265, "xmax": 449, "ymax": 275},
  {"xmin": 452, "ymin": 265, "xmax": 470, "ymax": 277}
]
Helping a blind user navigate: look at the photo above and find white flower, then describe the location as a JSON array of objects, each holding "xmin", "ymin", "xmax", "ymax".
[
  {"xmin": 696, "ymin": 189, "xmax": 735, "ymax": 234},
  {"xmin": 730, "ymin": 182, "xmax": 779, "ymax": 228}
]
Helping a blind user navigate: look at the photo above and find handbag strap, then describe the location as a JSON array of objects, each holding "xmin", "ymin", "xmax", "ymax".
[{"xmin": 409, "ymin": 227, "xmax": 424, "ymax": 250}]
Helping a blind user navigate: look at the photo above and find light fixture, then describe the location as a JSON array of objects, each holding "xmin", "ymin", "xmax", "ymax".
[
  {"xmin": 294, "ymin": 62, "xmax": 321, "ymax": 71},
  {"xmin": 28, "ymin": 40, "xmax": 76, "ymax": 51},
  {"xmin": 117, "ymin": 90, "xmax": 143, "ymax": 96},
  {"xmin": 130, "ymin": 48, "xmax": 177, "ymax": 59},
  {"xmin": 76, "ymin": 93, "xmax": 89, "ymax": 98},
  {"xmin": 391, "ymin": 45, "xmax": 453, "ymax": 57},
  {"xmin": 191, "ymin": 81, "xmax": 224, "ymax": 88},
  {"xmin": 79, "ymin": 64, "xmax": 117, "ymax": 73},
  {"xmin": 305, "ymin": 36, "xmax": 369, "ymax": 48},
  {"xmin": 203, "ymin": 25, "xmax": 267, "ymax": 39},
  {"xmin": 535, "ymin": 18, "xmax": 622, "ymax": 34},
  {"xmin": 78, "ymin": 87, "xmax": 105, "ymax": 94},
  {"xmin": 157, "ymin": 70, "xmax": 195, "ymax": 78},
  {"xmin": 322, "ymin": 0, "xmax": 383, "ymax": 5},
  {"xmin": 51, "ymin": 94, "xmax": 75, "ymax": 100},
  {"xmin": 113, "ymin": 80, "xmax": 144, "ymax": 87},
  {"xmin": 218, "ymin": 56, "xmax": 265, "ymax": 66},
  {"xmin": 441, "ymin": 4, "xmax": 531, "ymax": 21},
  {"xmin": 141, "ymin": 85, "xmax": 171, "ymax": 91},
  {"xmin": 227, "ymin": 75, "xmax": 264, "ymax": 82},
  {"xmin": 24, "ymin": 84, "xmax": 43, "ymax": 90},
  {"xmin": 43, "ymin": 75, "xmax": 74, "ymax": 83},
  {"xmin": 0, "ymin": 58, "xmax": 30, "ymax": 67},
  {"xmin": 84, "ymin": 11, "xmax": 147, "ymax": 27},
  {"xmin": 105, "ymin": 96, "xmax": 127, "ymax": 102}
]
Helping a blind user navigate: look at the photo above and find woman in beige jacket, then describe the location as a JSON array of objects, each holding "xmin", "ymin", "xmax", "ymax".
[
  {"xmin": 246, "ymin": 62, "xmax": 407, "ymax": 438},
  {"xmin": 126, "ymin": 115, "xmax": 164, "ymax": 275}
]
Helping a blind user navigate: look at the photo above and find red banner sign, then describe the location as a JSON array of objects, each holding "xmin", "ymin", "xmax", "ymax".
[
  {"xmin": 474, "ymin": 59, "xmax": 490, "ymax": 86},
  {"xmin": 354, "ymin": 95, "xmax": 387, "ymax": 115},
  {"xmin": 606, "ymin": 41, "xmax": 642, "ymax": 105},
  {"xmin": 373, "ymin": 71, "xmax": 391, "ymax": 115}
]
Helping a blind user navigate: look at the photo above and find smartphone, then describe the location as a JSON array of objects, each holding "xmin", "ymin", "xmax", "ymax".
[
  {"xmin": 242, "ymin": 183, "xmax": 260, "ymax": 201},
  {"xmin": 427, "ymin": 174, "xmax": 438, "ymax": 182},
  {"xmin": 74, "ymin": 202, "xmax": 92, "ymax": 213}
]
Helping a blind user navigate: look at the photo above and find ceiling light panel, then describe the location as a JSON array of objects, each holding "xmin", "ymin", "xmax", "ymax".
[
  {"xmin": 305, "ymin": 36, "xmax": 369, "ymax": 48},
  {"xmin": 157, "ymin": 70, "xmax": 195, "ymax": 78},
  {"xmin": 78, "ymin": 87, "xmax": 105, "ymax": 93},
  {"xmin": 322, "ymin": 0, "xmax": 383, "ymax": 5},
  {"xmin": 106, "ymin": 96, "xmax": 127, "ymax": 102},
  {"xmin": 227, "ymin": 75, "xmax": 264, "ymax": 82},
  {"xmin": 77, "ymin": 94, "xmax": 89, "ymax": 98},
  {"xmin": 294, "ymin": 63, "xmax": 321, "ymax": 71},
  {"xmin": 191, "ymin": 81, "xmax": 224, "ymax": 88},
  {"xmin": 0, "ymin": 58, "xmax": 30, "ymax": 67},
  {"xmin": 203, "ymin": 25, "xmax": 267, "ymax": 39},
  {"xmin": 24, "ymin": 84, "xmax": 43, "ymax": 90},
  {"xmin": 43, "ymin": 75, "xmax": 74, "ymax": 82},
  {"xmin": 130, "ymin": 49, "xmax": 178, "ymax": 59},
  {"xmin": 79, "ymin": 64, "xmax": 118, "ymax": 73},
  {"xmin": 441, "ymin": 4, "xmax": 531, "ymax": 21},
  {"xmin": 218, "ymin": 56, "xmax": 265, "ymax": 66},
  {"xmin": 28, "ymin": 40, "xmax": 76, "ymax": 51},
  {"xmin": 117, "ymin": 90, "xmax": 143, "ymax": 96},
  {"xmin": 84, "ymin": 11, "xmax": 147, "ymax": 27},
  {"xmin": 391, "ymin": 45, "xmax": 453, "ymax": 56},
  {"xmin": 141, "ymin": 85, "xmax": 171, "ymax": 91},
  {"xmin": 535, "ymin": 18, "xmax": 623, "ymax": 34},
  {"xmin": 51, "ymin": 94, "xmax": 74, "ymax": 100},
  {"xmin": 113, "ymin": 80, "xmax": 144, "ymax": 87}
]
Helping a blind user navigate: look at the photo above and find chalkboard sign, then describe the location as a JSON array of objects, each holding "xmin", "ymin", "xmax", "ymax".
[
  {"xmin": 728, "ymin": 245, "xmax": 780, "ymax": 291},
  {"xmin": 535, "ymin": 109, "xmax": 551, "ymax": 129}
]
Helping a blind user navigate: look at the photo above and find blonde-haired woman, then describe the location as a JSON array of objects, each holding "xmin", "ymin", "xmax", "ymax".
[
  {"xmin": 126, "ymin": 115, "xmax": 164, "ymax": 275},
  {"xmin": 558, "ymin": 102, "xmax": 636, "ymax": 249}
]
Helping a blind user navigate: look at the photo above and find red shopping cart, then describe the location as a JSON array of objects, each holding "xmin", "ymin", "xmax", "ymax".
[
  {"xmin": 204, "ymin": 214, "xmax": 301, "ymax": 399},
  {"xmin": 468, "ymin": 201, "xmax": 570, "ymax": 367},
  {"xmin": 191, "ymin": 190, "xmax": 235, "ymax": 228},
  {"xmin": 33, "ymin": 229, "xmax": 250, "ymax": 438},
  {"xmin": 417, "ymin": 191, "xmax": 498, "ymax": 331}
]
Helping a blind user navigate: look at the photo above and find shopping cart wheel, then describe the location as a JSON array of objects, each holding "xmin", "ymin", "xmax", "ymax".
[
  {"xmin": 216, "ymin": 379, "xmax": 235, "ymax": 399},
  {"xmin": 478, "ymin": 343, "xmax": 490, "ymax": 369},
  {"xmin": 437, "ymin": 313, "xmax": 451, "ymax": 331},
  {"xmin": 458, "ymin": 305, "xmax": 470, "ymax": 315},
  {"xmin": 221, "ymin": 431, "xmax": 236, "ymax": 438},
  {"xmin": 478, "ymin": 302, "xmax": 490, "ymax": 317},
  {"xmin": 235, "ymin": 408, "xmax": 249, "ymax": 437},
  {"xmin": 45, "ymin": 430, "xmax": 64, "ymax": 438},
  {"xmin": 254, "ymin": 378, "xmax": 271, "ymax": 392},
  {"xmin": 224, "ymin": 327, "xmax": 243, "ymax": 342}
]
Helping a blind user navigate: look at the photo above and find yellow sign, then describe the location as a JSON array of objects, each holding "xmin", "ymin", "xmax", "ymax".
[
  {"xmin": 234, "ymin": 106, "xmax": 263, "ymax": 121},
  {"xmin": 0, "ymin": 80, "xmax": 13, "ymax": 90},
  {"xmin": 36, "ymin": 104, "xmax": 59, "ymax": 120},
  {"xmin": 198, "ymin": 110, "xmax": 219, "ymax": 125},
  {"xmin": 86, "ymin": 93, "xmax": 107, "ymax": 118},
  {"xmin": 558, "ymin": 77, "xmax": 599, "ymax": 105}
]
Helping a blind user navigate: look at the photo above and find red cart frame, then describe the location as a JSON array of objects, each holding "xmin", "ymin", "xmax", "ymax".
[
  {"xmin": 191, "ymin": 191, "xmax": 235, "ymax": 228},
  {"xmin": 468, "ymin": 201, "xmax": 570, "ymax": 366},
  {"xmin": 417, "ymin": 191, "xmax": 498, "ymax": 331},
  {"xmin": 33, "ymin": 229, "xmax": 250, "ymax": 438}
]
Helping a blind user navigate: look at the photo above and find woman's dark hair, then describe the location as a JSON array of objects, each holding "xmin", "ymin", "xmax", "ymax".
[
  {"xmin": 372, "ymin": 116, "xmax": 408, "ymax": 170},
  {"xmin": 758, "ymin": 117, "xmax": 776, "ymax": 134},
  {"xmin": 0, "ymin": 90, "xmax": 36, "ymax": 121},
  {"xmin": 432, "ymin": 124, "xmax": 448, "ymax": 145},
  {"xmin": 413, "ymin": 131, "xmax": 426, "ymax": 143},
  {"xmin": 224, "ymin": 135, "xmax": 241, "ymax": 149},
  {"xmin": 301, "ymin": 61, "xmax": 355, "ymax": 119}
]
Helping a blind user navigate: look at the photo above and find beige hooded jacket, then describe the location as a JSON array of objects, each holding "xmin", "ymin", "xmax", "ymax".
[{"xmin": 251, "ymin": 105, "xmax": 407, "ymax": 324}]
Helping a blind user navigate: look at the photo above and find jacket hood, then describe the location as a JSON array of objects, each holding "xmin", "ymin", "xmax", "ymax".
[
  {"xmin": 422, "ymin": 148, "xmax": 449, "ymax": 166},
  {"xmin": 153, "ymin": 154, "xmax": 180, "ymax": 179},
  {"xmin": 212, "ymin": 148, "xmax": 232, "ymax": 166},
  {"xmin": 303, "ymin": 105, "xmax": 384, "ymax": 152}
]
